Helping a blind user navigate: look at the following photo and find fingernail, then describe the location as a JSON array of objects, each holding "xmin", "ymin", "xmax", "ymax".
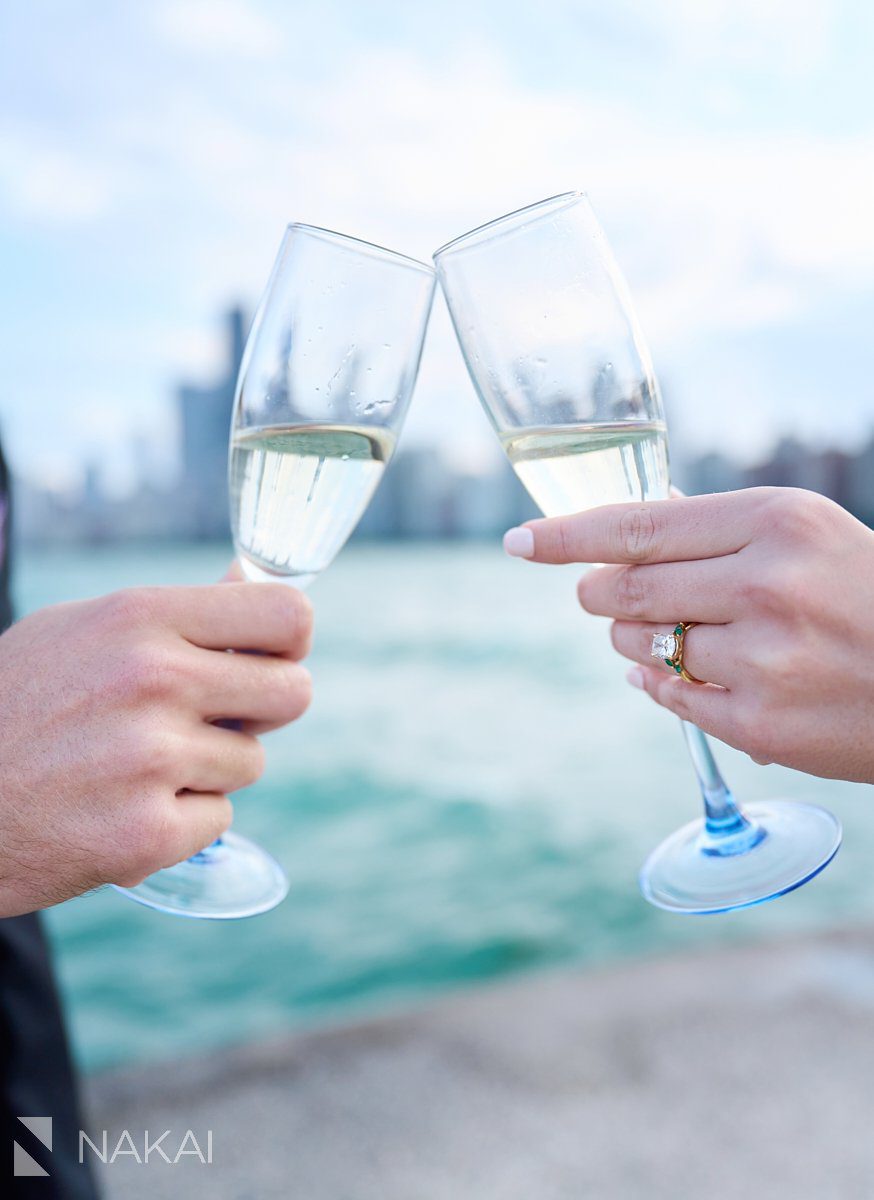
[
  {"xmin": 626, "ymin": 666, "xmax": 646, "ymax": 690},
  {"xmin": 503, "ymin": 527, "xmax": 535, "ymax": 558}
]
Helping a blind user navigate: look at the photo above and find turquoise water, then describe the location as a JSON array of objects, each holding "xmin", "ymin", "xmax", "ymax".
[{"xmin": 16, "ymin": 543, "xmax": 874, "ymax": 1073}]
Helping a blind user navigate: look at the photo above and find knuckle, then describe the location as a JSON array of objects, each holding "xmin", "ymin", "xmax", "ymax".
[
  {"xmin": 98, "ymin": 587, "xmax": 159, "ymax": 630},
  {"xmin": 201, "ymin": 798, "xmax": 234, "ymax": 846},
  {"xmin": 739, "ymin": 561, "xmax": 812, "ymax": 623},
  {"xmin": 759, "ymin": 488, "xmax": 834, "ymax": 543},
  {"xmin": 614, "ymin": 566, "xmax": 649, "ymax": 617},
  {"xmin": 147, "ymin": 808, "xmax": 183, "ymax": 868},
  {"xmin": 743, "ymin": 733, "xmax": 772, "ymax": 766},
  {"xmin": 115, "ymin": 801, "xmax": 179, "ymax": 881},
  {"xmin": 732, "ymin": 700, "xmax": 772, "ymax": 762},
  {"xmin": 108, "ymin": 642, "xmax": 173, "ymax": 700},
  {"xmin": 178, "ymin": 799, "xmax": 233, "ymax": 864},
  {"xmin": 271, "ymin": 586, "xmax": 314, "ymax": 655},
  {"xmin": 557, "ymin": 519, "xmax": 574, "ymax": 564},
  {"xmin": 748, "ymin": 750, "xmax": 774, "ymax": 767},
  {"xmin": 280, "ymin": 663, "xmax": 313, "ymax": 719},
  {"xmin": 754, "ymin": 633, "xmax": 806, "ymax": 694},
  {"xmin": 237, "ymin": 736, "xmax": 266, "ymax": 787},
  {"xmin": 85, "ymin": 839, "xmax": 119, "ymax": 887},
  {"xmin": 659, "ymin": 678, "xmax": 694, "ymax": 720},
  {"xmin": 576, "ymin": 570, "xmax": 600, "ymax": 612},
  {"xmin": 125, "ymin": 723, "xmax": 181, "ymax": 779},
  {"xmin": 737, "ymin": 565, "xmax": 791, "ymax": 615},
  {"xmin": 614, "ymin": 505, "xmax": 662, "ymax": 563}
]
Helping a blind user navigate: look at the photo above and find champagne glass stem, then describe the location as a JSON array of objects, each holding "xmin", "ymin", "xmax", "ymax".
[{"xmin": 680, "ymin": 721, "xmax": 765, "ymax": 856}]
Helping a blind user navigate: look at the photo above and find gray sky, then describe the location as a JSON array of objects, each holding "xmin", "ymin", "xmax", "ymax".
[{"xmin": 2, "ymin": 0, "xmax": 873, "ymax": 493}]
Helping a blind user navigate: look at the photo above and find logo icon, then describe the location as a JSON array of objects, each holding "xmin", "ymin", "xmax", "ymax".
[{"xmin": 14, "ymin": 1117, "xmax": 52, "ymax": 1177}]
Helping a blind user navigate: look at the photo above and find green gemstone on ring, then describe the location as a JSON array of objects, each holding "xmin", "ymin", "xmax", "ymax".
[
  {"xmin": 674, "ymin": 663, "xmax": 682, "ymax": 673},
  {"xmin": 674, "ymin": 625, "xmax": 683, "ymax": 636}
]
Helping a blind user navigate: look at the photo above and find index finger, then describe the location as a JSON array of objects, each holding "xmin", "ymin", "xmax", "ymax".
[
  {"xmin": 503, "ymin": 490, "xmax": 762, "ymax": 566},
  {"xmin": 142, "ymin": 583, "xmax": 313, "ymax": 658}
]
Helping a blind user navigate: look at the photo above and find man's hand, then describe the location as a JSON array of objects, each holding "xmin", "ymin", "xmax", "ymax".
[
  {"xmin": 504, "ymin": 487, "xmax": 874, "ymax": 784},
  {"xmin": 0, "ymin": 583, "xmax": 313, "ymax": 916}
]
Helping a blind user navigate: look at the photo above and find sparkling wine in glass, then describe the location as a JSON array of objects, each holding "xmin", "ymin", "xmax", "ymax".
[
  {"xmin": 115, "ymin": 225, "xmax": 436, "ymax": 918},
  {"xmin": 435, "ymin": 192, "xmax": 840, "ymax": 914},
  {"xmin": 230, "ymin": 424, "xmax": 395, "ymax": 587}
]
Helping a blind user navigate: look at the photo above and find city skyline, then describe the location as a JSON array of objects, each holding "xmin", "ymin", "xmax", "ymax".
[{"xmin": 14, "ymin": 304, "xmax": 874, "ymax": 545}]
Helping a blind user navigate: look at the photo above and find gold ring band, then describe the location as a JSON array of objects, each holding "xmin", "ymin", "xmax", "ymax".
[{"xmin": 650, "ymin": 622, "xmax": 707, "ymax": 685}]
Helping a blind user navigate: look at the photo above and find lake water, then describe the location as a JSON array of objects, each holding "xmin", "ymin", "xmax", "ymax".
[{"xmin": 16, "ymin": 542, "xmax": 874, "ymax": 1073}]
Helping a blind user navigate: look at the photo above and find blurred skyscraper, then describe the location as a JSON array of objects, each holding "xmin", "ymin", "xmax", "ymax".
[{"xmin": 177, "ymin": 307, "xmax": 247, "ymax": 538}]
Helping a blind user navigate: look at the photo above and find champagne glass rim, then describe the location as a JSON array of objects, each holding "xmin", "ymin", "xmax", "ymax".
[
  {"xmin": 432, "ymin": 191, "xmax": 587, "ymax": 261},
  {"xmin": 287, "ymin": 222, "xmax": 435, "ymax": 276}
]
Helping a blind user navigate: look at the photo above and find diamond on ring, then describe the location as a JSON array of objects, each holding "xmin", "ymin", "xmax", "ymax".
[{"xmin": 651, "ymin": 632, "xmax": 678, "ymax": 662}]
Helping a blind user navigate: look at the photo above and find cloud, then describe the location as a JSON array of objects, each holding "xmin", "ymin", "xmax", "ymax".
[
  {"xmin": 0, "ymin": 124, "xmax": 122, "ymax": 224},
  {"xmin": 248, "ymin": 45, "xmax": 874, "ymax": 352},
  {"xmin": 8, "ymin": 39, "xmax": 873, "ymax": 344},
  {"xmin": 150, "ymin": 0, "xmax": 283, "ymax": 59},
  {"xmin": 2, "ymin": 0, "xmax": 873, "ymax": 482},
  {"xmin": 80, "ymin": 37, "xmax": 874, "ymax": 321},
  {"xmin": 641, "ymin": 0, "xmax": 836, "ymax": 76}
]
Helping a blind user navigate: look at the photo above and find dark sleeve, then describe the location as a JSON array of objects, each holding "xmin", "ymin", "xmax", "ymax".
[
  {"xmin": 0, "ymin": 447, "xmax": 98, "ymax": 1196},
  {"xmin": 0, "ymin": 915, "xmax": 99, "ymax": 1197},
  {"xmin": 0, "ymin": 440, "xmax": 11, "ymax": 633}
]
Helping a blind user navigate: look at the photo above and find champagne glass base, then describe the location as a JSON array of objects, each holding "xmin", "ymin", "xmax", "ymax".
[
  {"xmin": 639, "ymin": 800, "xmax": 841, "ymax": 915},
  {"xmin": 111, "ymin": 831, "xmax": 289, "ymax": 919}
]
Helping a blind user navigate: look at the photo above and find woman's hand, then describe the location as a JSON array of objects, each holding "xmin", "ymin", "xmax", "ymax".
[{"xmin": 503, "ymin": 487, "xmax": 874, "ymax": 783}]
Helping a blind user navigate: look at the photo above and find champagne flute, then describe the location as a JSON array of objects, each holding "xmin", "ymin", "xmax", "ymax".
[
  {"xmin": 434, "ymin": 192, "xmax": 841, "ymax": 914},
  {"xmin": 116, "ymin": 225, "xmax": 436, "ymax": 918}
]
